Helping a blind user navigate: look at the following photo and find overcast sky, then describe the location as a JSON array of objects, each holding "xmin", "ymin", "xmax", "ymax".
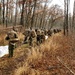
[{"xmin": 49, "ymin": 0, "xmax": 74, "ymax": 14}]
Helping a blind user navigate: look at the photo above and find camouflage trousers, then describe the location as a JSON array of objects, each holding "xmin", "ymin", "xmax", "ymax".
[
  {"xmin": 8, "ymin": 42, "xmax": 16, "ymax": 57},
  {"xmin": 29, "ymin": 37, "xmax": 36, "ymax": 46},
  {"xmin": 37, "ymin": 35, "xmax": 41, "ymax": 45}
]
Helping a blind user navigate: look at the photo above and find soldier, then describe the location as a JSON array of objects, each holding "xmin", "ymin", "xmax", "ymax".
[
  {"xmin": 5, "ymin": 29, "xmax": 19, "ymax": 58},
  {"xmin": 44, "ymin": 29, "xmax": 48, "ymax": 35},
  {"xmin": 57, "ymin": 29, "xmax": 61, "ymax": 33},
  {"xmin": 48, "ymin": 29, "xmax": 52, "ymax": 36},
  {"xmin": 36, "ymin": 29, "xmax": 41, "ymax": 45},
  {"xmin": 53, "ymin": 29, "xmax": 57, "ymax": 34},
  {"xmin": 29, "ymin": 30, "xmax": 36, "ymax": 46},
  {"xmin": 40, "ymin": 30, "xmax": 45, "ymax": 43},
  {"xmin": 23, "ymin": 29, "xmax": 30, "ymax": 44}
]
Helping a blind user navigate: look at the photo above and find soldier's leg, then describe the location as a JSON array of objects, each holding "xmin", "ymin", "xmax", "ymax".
[
  {"xmin": 30, "ymin": 40, "xmax": 32, "ymax": 46},
  {"xmin": 32, "ymin": 38, "xmax": 35, "ymax": 46},
  {"xmin": 39, "ymin": 36, "xmax": 41, "ymax": 44},
  {"xmin": 8, "ymin": 43, "xmax": 11, "ymax": 57},
  {"xmin": 36, "ymin": 38, "xmax": 39, "ymax": 45},
  {"xmin": 11, "ymin": 49, "xmax": 13, "ymax": 57},
  {"xmin": 11, "ymin": 45, "xmax": 15, "ymax": 57},
  {"xmin": 9, "ymin": 49, "xmax": 11, "ymax": 57},
  {"xmin": 9, "ymin": 44, "xmax": 14, "ymax": 57},
  {"xmin": 29, "ymin": 37, "xmax": 32, "ymax": 46}
]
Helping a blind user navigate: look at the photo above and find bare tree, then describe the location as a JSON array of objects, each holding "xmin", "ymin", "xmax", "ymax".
[
  {"xmin": 30, "ymin": 0, "xmax": 37, "ymax": 28},
  {"xmin": 3, "ymin": 0, "xmax": 5, "ymax": 26},
  {"xmin": 6, "ymin": 0, "xmax": 9, "ymax": 27},
  {"xmin": 0, "ymin": 1, "xmax": 2, "ymax": 24},
  {"xmin": 15, "ymin": 0, "xmax": 18, "ymax": 26},
  {"xmin": 20, "ymin": 0, "xmax": 26, "ymax": 26},
  {"xmin": 64, "ymin": 0, "xmax": 70, "ymax": 35},
  {"xmin": 72, "ymin": 0, "xmax": 75, "ymax": 33}
]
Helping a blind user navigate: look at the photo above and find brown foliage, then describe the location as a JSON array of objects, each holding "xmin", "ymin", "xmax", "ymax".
[{"xmin": 0, "ymin": 32, "xmax": 75, "ymax": 75}]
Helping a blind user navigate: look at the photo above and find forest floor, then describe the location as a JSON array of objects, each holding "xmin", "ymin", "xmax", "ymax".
[{"xmin": 0, "ymin": 29, "xmax": 75, "ymax": 75}]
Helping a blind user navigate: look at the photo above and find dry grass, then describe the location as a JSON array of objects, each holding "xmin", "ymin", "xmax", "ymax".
[
  {"xmin": 0, "ymin": 31, "xmax": 7, "ymax": 45},
  {"xmin": 0, "ymin": 32, "xmax": 75, "ymax": 75}
]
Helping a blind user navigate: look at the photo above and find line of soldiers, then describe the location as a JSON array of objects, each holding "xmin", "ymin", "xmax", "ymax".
[
  {"xmin": 5, "ymin": 27, "xmax": 61, "ymax": 58},
  {"xmin": 23, "ymin": 28, "xmax": 61, "ymax": 46}
]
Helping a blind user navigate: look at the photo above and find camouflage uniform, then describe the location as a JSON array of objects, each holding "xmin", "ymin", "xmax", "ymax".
[
  {"xmin": 8, "ymin": 42, "xmax": 16, "ymax": 57},
  {"xmin": 23, "ymin": 30, "xmax": 30, "ymax": 44},
  {"xmin": 36, "ymin": 30, "xmax": 41, "ymax": 45},
  {"xmin": 40, "ymin": 31, "xmax": 45, "ymax": 43},
  {"xmin": 29, "ymin": 30, "xmax": 36, "ymax": 46},
  {"xmin": 48, "ymin": 30, "xmax": 52, "ymax": 36},
  {"xmin": 44, "ymin": 29, "xmax": 48, "ymax": 35},
  {"xmin": 5, "ymin": 30, "xmax": 19, "ymax": 57},
  {"xmin": 53, "ymin": 29, "xmax": 57, "ymax": 34}
]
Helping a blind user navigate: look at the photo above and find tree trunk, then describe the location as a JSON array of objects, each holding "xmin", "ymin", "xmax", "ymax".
[
  {"xmin": 20, "ymin": 0, "xmax": 26, "ymax": 26},
  {"xmin": 3, "ymin": 0, "xmax": 5, "ymax": 26},
  {"xmin": 31, "ymin": 0, "xmax": 37, "ymax": 28},
  {"xmin": 64, "ymin": 0, "xmax": 70, "ymax": 35},
  {"xmin": 15, "ymin": 0, "xmax": 18, "ymax": 26},
  {"xmin": 6, "ymin": 0, "xmax": 9, "ymax": 27}
]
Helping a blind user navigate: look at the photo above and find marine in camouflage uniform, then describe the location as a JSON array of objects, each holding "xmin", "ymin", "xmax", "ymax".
[
  {"xmin": 53, "ymin": 29, "xmax": 57, "ymax": 34},
  {"xmin": 36, "ymin": 30, "xmax": 41, "ymax": 45},
  {"xmin": 40, "ymin": 30, "xmax": 45, "ymax": 43},
  {"xmin": 44, "ymin": 29, "xmax": 48, "ymax": 35},
  {"xmin": 5, "ymin": 30, "xmax": 19, "ymax": 57},
  {"xmin": 48, "ymin": 29, "xmax": 52, "ymax": 36},
  {"xmin": 23, "ymin": 30, "xmax": 30, "ymax": 44},
  {"xmin": 29, "ymin": 30, "xmax": 36, "ymax": 46}
]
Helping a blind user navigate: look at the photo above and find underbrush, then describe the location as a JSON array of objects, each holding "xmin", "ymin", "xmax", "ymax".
[{"xmin": 0, "ymin": 32, "xmax": 75, "ymax": 75}]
